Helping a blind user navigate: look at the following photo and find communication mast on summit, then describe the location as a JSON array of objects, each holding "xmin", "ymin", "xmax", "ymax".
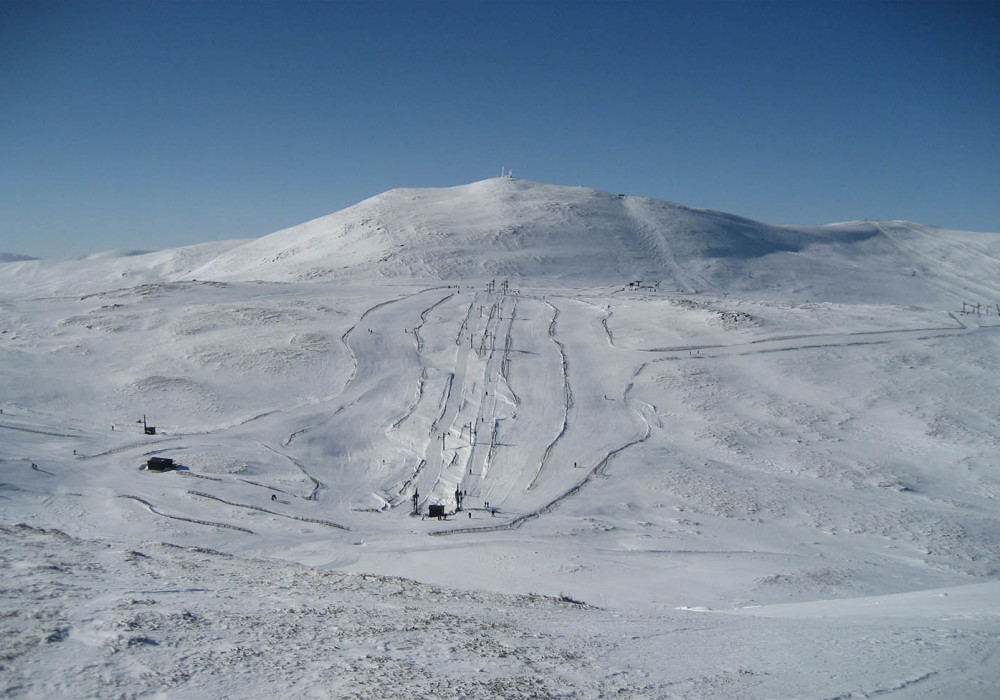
[{"xmin": 499, "ymin": 166, "xmax": 515, "ymax": 179}]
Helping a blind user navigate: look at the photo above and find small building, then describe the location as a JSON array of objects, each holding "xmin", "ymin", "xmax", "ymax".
[
  {"xmin": 427, "ymin": 504, "xmax": 445, "ymax": 519},
  {"xmin": 146, "ymin": 457, "xmax": 174, "ymax": 472}
]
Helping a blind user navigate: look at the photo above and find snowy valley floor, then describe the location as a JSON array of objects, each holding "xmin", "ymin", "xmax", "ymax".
[{"xmin": 2, "ymin": 277, "xmax": 999, "ymax": 698}]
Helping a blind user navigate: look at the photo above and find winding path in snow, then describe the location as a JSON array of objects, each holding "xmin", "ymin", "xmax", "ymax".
[{"xmin": 526, "ymin": 301, "xmax": 572, "ymax": 491}]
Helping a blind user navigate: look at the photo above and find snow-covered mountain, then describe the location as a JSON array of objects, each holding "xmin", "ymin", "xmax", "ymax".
[
  {"xmin": 185, "ymin": 177, "xmax": 996, "ymax": 306},
  {"xmin": 193, "ymin": 177, "xmax": 826, "ymax": 284},
  {"xmin": 5, "ymin": 177, "xmax": 998, "ymax": 305},
  {"xmin": 2, "ymin": 178, "xmax": 999, "ymax": 698}
]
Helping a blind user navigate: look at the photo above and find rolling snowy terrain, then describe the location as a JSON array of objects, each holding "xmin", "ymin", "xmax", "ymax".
[{"xmin": 2, "ymin": 178, "xmax": 999, "ymax": 698}]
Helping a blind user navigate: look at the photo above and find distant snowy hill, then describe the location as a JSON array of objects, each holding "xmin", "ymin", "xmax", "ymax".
[
  {"xmin": 0, "ymin": 238, "xmax": 250, "ymax": 296},
  {"xmin": 4, "ymin": 178, "xmax": 998, "ymax": 305},
  {"xmin": 0, "ymin": 252, "xmax": 38, "ymax": 263},
  {"xmin": 179, "ymin": 177, "xmax": 996, "ymax": 305}
]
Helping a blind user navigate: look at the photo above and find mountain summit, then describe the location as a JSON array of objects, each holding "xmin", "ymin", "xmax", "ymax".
[
  {"xmin": 3, "ymin": 178, "xmax": 996, "ymax": 305},
  {"xmin": 184, "ymin": 177, "xmax": 993, "ymax": 305}
]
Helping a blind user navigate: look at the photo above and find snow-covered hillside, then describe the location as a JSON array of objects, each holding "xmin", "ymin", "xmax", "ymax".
[
  {"xmin": 2, "ymin": 178, "xmax": 999, "ymax": 697},
  {"xmin": 184, "ymin": 177, "xmax": 999, "ymax": 305}
]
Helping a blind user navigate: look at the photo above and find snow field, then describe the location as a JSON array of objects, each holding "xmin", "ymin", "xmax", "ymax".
[{"xmin": 3, "ymin": 178, "xmax": 1000, "ymax": 696}]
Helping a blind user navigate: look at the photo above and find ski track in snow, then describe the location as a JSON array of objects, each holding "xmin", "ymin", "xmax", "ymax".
[{"xmin": 526, "ymin": 300, "xmax": 573, "ymax": 491}]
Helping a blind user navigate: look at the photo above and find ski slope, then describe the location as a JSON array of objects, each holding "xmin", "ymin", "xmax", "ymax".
[{"xmin": 2, "ymin": 178, "xmax": 999, "ymax": 697}]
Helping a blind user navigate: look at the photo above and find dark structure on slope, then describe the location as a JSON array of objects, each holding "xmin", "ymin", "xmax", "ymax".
[{"xmin": 146, "ymin": 457, "xmax": 174, "ymax": 472}]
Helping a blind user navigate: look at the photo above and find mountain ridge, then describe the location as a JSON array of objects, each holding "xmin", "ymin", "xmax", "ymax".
[
  {"xmin": 3, "ymin": 178, "xmax": 998, "ymax": 306},
  {"xmin": 187, "ymin": 177, "xmax": 868, "ymax": 284},
  {"xmin": 182, "ymin": 177, "xmax": 997, "ymax": 306}
]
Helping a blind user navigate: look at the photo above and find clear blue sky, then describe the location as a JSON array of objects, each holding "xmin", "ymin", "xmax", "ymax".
[{"xmin": 2, "ymin": 0, "xmax": 998, "ymax": 258}]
